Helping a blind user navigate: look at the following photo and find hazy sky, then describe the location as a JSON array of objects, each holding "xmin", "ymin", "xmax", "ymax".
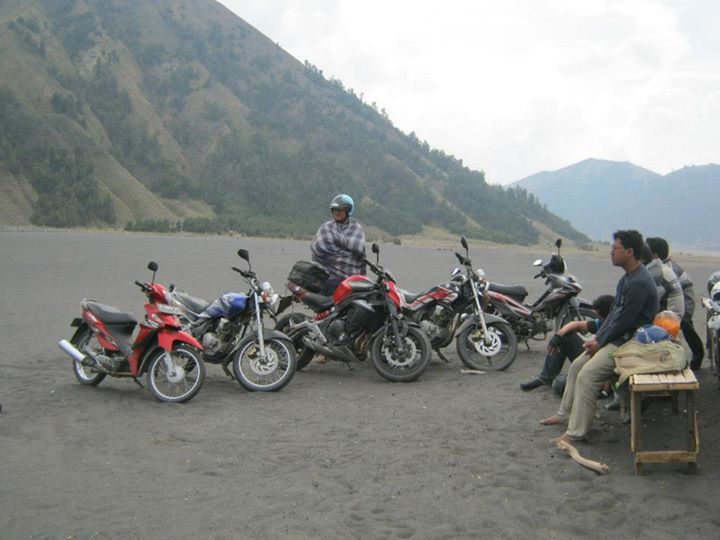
[{"xmin": 217, "ymin": 0, "xmax": 720, "ymax": 184}]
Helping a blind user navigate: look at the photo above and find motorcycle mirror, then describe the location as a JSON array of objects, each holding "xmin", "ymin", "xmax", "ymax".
[
  {"xmin": 147, "ymin": 261, "xmax": 158, "ymax": 284},
  {"xmin": 460, "ymin": 236, "xmax": 468, "ymax": 250},
  {"xmin": 371, "ymin": 243, "xmax": 380, "ymax": 254},
  {"xmin": 533, "ymin": 259, "xmax": 543, "ymax": 267},
  {"xmin": 555, "ymin": 238, "xmax": 562, "ymax": 250},
  {"xmin": 237, "ymin": 249, "xmax": 250, "ymax": 261}
]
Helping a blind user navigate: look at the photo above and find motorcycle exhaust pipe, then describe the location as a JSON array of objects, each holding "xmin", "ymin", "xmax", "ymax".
[{"xmin": 58, "ymin": 339, "xmax": 96, "ymax": 367}]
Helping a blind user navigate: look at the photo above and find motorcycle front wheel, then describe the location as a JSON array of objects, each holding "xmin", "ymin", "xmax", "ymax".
[
  {"xmin": 370, "ymin": 325, "xmax": 431, "ymax": 382},
  {"xmin": 456, "ymin": 320, "xmax": 518, "ymax": 371},
  {"xmin": 146, "ymin": 344, "xmax": 205, "ymax": 403},
  {"xmin": 71, "ymin": 326, "xmax": 107, "ymax": 386},
  {"xmin": 232, "ymin": 335, "xmax": 297, "ymax": 391}
]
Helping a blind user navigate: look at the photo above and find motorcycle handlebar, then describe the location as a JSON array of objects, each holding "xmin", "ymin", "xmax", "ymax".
[
  {"xmin": 232, "ymin": 266, "xmax": 254, "ymax": 279},
  {"xmin": 135, "ymin": 280, "xmax": 149, "ymax": 292}
]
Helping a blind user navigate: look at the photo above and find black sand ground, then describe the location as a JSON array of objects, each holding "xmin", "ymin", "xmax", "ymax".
[{"xmin": 1, "ymin": 231, "xmax": 719, "ymax": 539}]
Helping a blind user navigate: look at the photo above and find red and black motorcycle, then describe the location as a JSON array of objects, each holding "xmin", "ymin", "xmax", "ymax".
[
  {"xmin": 278, "ymin": 244, "xmax": 432, "ymax": 382},
  {"xmin": 483, "ymin": 239, "xmax": 596, "ymax": 346},
  {"xmin": 401, "ymin": 236, "xmax": 518, "ymax": 371},
  {"xmin": 58, "ymin": 262, "xmax": 206, "ymax": 403}
]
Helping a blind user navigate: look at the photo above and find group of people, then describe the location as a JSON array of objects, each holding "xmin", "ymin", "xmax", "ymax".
[
  {"xmin": 310, "ymin": 195, "xmax": 704, "ymax": 446},
  {"xmin": 522, "ymin": 230, "xmax": 703, "ymax": 445}
]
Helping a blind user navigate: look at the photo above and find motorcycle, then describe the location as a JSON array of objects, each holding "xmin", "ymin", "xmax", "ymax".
[
  {"xmin": 702, "ymin": 279, "xmax": 720, "ymax": 377},
  {"xmin": 165, "ymin": 249, "xmax": 297, "ymax": 392},
  {"xmin": 280, "ymin": 244, "xmax": 432, "ymax": 382},
  {"xmin": 400, "ymin": 236, "xmax": 518, "ymax": 371},
  {"xmin": 483, "ymin": 238, "xmax": 596, "ymax": 346},
  {"xmin": 58, "ymin": 262, "xmax": 206, "ymax": 403}
]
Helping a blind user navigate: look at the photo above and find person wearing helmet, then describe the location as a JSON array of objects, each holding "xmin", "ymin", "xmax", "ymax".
[
  {"xmin": 646, "ymin": 237, "xmax": 704, "ymax": 370},
  {"xmin": 311, "ymin": 194, "xmax": 366, "ymax": 295}
]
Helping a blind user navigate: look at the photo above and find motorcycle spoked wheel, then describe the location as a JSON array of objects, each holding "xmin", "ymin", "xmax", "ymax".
[
  {"xmin": 146, "ymin": 344, "xmax": 206, "ymax": 403},
  {"xmin": 370, "ymin": 325, "xmax": 431, "ymax": 382},
  {"xmin": 232, "ymin": 335, "xmax": 297, "ymax": 391},
  {"xmin": 456, "ymin": 320, "xmax": 518, "ymax": 371},
  {"xmin": 275, "ymin": 313, "xmax": 314, "ymax": 370},
  {"xmin": 71, "ymin": 326, "xmax": 107, "ymax": 386}
]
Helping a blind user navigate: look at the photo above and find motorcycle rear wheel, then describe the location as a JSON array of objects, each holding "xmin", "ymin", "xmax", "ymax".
[
  {"xmin": 232, "ymin": 335, "xmax": 297, "ymax": 391},
  {"xmin": 71, "ymin": 326, "xmax": 107, "ymax": 386},
  {"xmin": 370, "ymin": 325, "xmax": 431, "ymax": 382},
  {"xmin": 146, "ymin": 344, "xmax": 205, "ymax": 403},
  {"xmin": 456, "ymin": 320, "xmax": 517, "ymax": 371}
]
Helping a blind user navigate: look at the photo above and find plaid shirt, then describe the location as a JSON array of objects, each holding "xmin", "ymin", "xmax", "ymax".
[{"xmin": 311, "ymin": 218, "xmax": 366, "ymax": 280}]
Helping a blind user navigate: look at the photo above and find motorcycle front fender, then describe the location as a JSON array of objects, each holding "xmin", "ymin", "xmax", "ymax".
[
  {"xmin": 457, "ymin": 312, "xmax": 508, "ymax": 334},
  {"xmin": 371, "ymin": 319, "xmax": 422, "ymax": 340},
  {"xmin": 157, "ymin": 329, "xmax": 203, "ymax": 352}
]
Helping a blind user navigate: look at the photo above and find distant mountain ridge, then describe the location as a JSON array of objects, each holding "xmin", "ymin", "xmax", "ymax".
[
  {"xmin": 0, "ymin": 0, "xmax": 590, "ymax": 245},
  {"xmin": 512, "ymin": 158, "xmax": 720, "ymax": 250}
]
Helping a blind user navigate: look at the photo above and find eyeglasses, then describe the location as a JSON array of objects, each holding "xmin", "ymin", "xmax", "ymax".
[{"xmin": 331, "ymin": 208, "xmax": 347, "ymax": 214}]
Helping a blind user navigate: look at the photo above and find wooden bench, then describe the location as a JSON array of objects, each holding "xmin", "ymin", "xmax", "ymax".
[{"xmin": 629, "ymin": 368, "xmax": 699, "ymax": 474}]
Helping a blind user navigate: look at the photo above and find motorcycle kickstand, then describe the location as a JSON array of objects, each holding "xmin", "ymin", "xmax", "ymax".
[
  {"xmin": 221, "ymin": 363, "xmax": 236, "ymax": 381},
  {"xmin": 435, "ymin": 349, "xmax": 450, "ymax": 363},
  {"xmin": 133, "ymin": 378, "xmax": 144, "ymax": 389}
]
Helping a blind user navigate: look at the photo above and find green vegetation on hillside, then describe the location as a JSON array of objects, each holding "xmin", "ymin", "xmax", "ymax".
[{"xmin": 0, "ymin": 0, "xmax": 591, "ymax": 246}]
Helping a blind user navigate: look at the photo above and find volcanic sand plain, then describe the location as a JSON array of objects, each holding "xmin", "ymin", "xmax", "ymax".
[{"xmin": 1, "ymin": 231, "xmax": 720, "ymax": 539}]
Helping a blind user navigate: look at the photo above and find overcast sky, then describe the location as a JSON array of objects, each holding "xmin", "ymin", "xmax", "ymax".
[{"xmin": 217, "ymin": 0, "xmax": 720, "ymax": 184}]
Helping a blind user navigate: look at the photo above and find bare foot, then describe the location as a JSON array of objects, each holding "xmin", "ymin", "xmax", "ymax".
[
  {"xmin": 551, "ymin": 433, "xmax": 572, "ymax": 445},
  {"xmin": 539, "ymin": 415, "xmax": 566, "ymax": 426}
]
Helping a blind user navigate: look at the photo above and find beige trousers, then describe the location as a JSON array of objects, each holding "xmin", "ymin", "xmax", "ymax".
[{"xmin": 557, "ymin": 343, "xmax": 618, "ymax": 440}]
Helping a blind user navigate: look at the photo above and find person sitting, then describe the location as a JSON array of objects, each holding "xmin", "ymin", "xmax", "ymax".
[
  {"xmin": 311, "ymin": 194, "xmax": 366, "ymax": 295},
  {"xmin": 520, "ymin": 295, "xmax": 614, "ymax": 391},
  {"xmin": 540, "ymin": 230, "xmax": 658, "ymax": 443}
]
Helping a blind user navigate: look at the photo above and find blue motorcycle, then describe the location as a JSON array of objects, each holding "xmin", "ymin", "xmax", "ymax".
[{"xmin": 166, "ymin": 249, "xmax": 297, "ymax": 392}]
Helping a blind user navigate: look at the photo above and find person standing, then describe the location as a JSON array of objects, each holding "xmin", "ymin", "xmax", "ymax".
[
  {"xmin": 311, "ymin": 194, "xmax": 366, "ymax": 295},
  {"xmin": 540, "ymin": 230, "xmax": 658, "ymax": 443},
  {"xmin": 646, "ymin": 236, "xmax": 704, "ymax": 370}
]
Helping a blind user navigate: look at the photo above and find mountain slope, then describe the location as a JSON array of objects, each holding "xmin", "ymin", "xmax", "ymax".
[
  {"xmin": 0, "ymin": 0, "xmax": 589, "ymax": 245},
  {"xmin": 512, "ymin": 159, "xmax": 720, "ymax": 250}
]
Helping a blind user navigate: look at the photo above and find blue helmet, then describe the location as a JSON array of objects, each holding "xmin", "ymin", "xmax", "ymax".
[{"xmin": 330, "ymin": 194, "xmax": 354, "ymax": 217}]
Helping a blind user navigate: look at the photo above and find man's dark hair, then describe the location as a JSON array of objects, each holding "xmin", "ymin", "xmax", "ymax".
[
  {"xmin": 639, "ymin": 243, "xmax": 653, "ymax": 264},
  {"xmin": 646, "ymin": 237, "xmax": 670, "ymax": 260},
  {"xmin": 613, "ymin": 229, "xmax": 644, "ymax": 259},
  {"xmin": 592, "ymin": 294, "xmax": 615, "ymax": 319}
]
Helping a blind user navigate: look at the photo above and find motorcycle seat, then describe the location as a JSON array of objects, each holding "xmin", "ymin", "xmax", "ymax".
[
  {"xmin": 173, "ymin": 291, "xmax": 209, "ymax": 314},
  {"xmin": 303, "ymin": 291, "xmax": 334, "ymax": 311},
  {"xmin": 86, "ymin": 301, "xmax": 138, "ymax": 325},
  {"xmin": 403, "ymin": 290, "xmax": 423, "ymax": 303},
  {"xmin": 486, "ymin": 282, "xmax": 529, "ymax": 301}
]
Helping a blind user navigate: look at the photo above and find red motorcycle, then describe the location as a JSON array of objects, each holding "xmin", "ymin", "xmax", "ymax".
[
  {"xmin": 278, "ymin": 244, "xmax": 432, "ymax": 382},
  {"xmin": 58, "ymin": 262, "xmax": 206, "ymax": 403}
]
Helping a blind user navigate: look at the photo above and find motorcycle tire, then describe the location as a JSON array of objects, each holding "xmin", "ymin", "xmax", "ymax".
[
  {"xmin": 146, "ymin": 344, "xmax": 205, "ymax": 403},
  {"xmin": 232, "ymin": 335, "xmax": 297, "ymax": 392},
  {"xmin": 71, "ymin": 326, "xmax": 107, "ymax": 386},
  {"xmin": 456, "ymin": 320, "xmax": 518, "ymax": 371},
  {"xmin": 557, "ymin": 307, "xmax": 598, "ymax": 333},
  {"xmin": 275, "ymin": 313, "xmax": 314, "ymax": 370},
  {"xmin": 370, "ymin": 325, "xmax": 431, "ymax": 383}
]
